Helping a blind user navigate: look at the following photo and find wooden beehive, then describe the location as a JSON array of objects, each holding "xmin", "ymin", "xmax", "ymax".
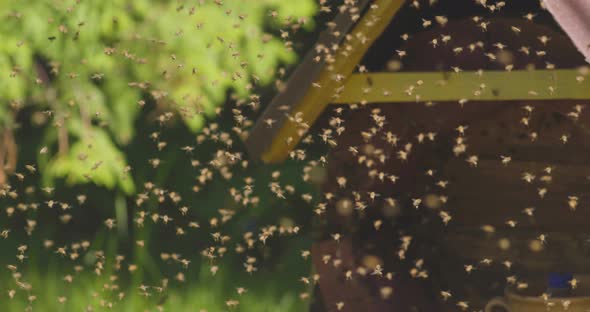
[{"xmin": 246, "ymin": 0, "xmax": 590, "ymax": 311}]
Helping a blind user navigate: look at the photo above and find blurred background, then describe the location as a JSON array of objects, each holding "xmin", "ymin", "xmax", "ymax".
[
  {"xmin": 3, "ymin": 0, "xmax": 590, "ymax": 311},
  {"xmin": 0, "ymin": 1, "xmax": 327, "ymax": 311}
]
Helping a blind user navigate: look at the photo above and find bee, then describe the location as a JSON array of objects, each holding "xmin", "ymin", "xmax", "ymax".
[
  {"xmin": 480, "ymin": 258, "xmax": 493, "ymax": 266},
  {"xmin": 436, "ymin": 180, "xmax": 448, "ymax": 188},
  {"xmin": 331, "ymin": 233, "xmax": 341, "ymax": 243},
  {"xmin": 181, "ymin": 146, "xmax": 194, "ymax": 153},
  {"xmin": 301, "ymin": 250, "xmax": 310, "ymax": 259},
  {"xmin": 371, "ymin": 264, "xmax": 383, "ymax": 277},
  {"xmin": 367, "ymin": 192, "xmax": 380, "ymax": 201},
  {"xmin": 440, "ymin": 290, "xmax": 452, "ymax": 301},
  {"xmin": 538, "ymin": 234, "xmax": 548, "ymax": 244},
  {"xmin": 466, "ymin": 155, "xmax": 478, "ymax": 167},
  {"xmin": 538, "ymin": 35, "xmax": 551, "ymax": 45},
  {"xmin": 456, "ymin": 301, "xmax": 469, "ymax": 310},
  {"xmin": 569, "ymin": 278, "xmax": 579, "ymax": 289},
  {"xmin": 524, "ymin": 12, "xmax": 536, "ymax": 21},
  {"xmin": 568, "ymin": 196, "xmax": 579, "ymax": 211},
  {"xmin": 506, "ymin": 220, "xmax": 518, "ymax": 228},
  {"xmin": 522, "ymin": 172, "xmax": 535, "ymax": 183},
  {"xmin": 336, "ymin": 176, "xmax": 347, "ymax": 188},
  {"xmin": 561, "ymin": 134, "xmax": 569, "ymax": 144},
  {"xmin": 538, "ymin": 188, "xmax": 548, "ymax": 198},
  {"xmin": 264, "ymin": 118, "xmax": 277, "ymax": 128}
]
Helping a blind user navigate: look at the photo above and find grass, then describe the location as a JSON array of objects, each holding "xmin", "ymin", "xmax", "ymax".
[
  {"xmin": 4, "ymin": 258, "xmax": 310, "ymax": 312},
  {"xmin": 0, "ymin": 150, "xmax": 318, "ymax": 312},
  {"xmin": 3, "ymin": 229, "xmax": 312, "ymax": 312}
]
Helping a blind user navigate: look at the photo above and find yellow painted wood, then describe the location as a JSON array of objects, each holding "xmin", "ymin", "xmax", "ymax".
[
  {"xmin": 260, "ymin": 0, "xmax": 407, "ymax": 163},
  {"xmin": 334, "ymin": 69, "xmax": 590, "ymax": 103}
]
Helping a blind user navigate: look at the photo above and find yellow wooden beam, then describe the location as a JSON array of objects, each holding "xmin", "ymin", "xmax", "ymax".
[
  {"xmin": 260, "ymin": 0, "xmax": 407, "ymax": 163},
  {"xmin": 334, "ymin": 69, "xmax": 590, "ymax": 104}
]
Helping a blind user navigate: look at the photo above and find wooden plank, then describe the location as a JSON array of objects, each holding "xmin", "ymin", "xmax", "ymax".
[
  {"xmin": 334, "ymin": 69, "xmax": 590, "ymax": 103},
  {"xmin": 245, "ymin": 0, "xmax": 374, "ymax": 162},
  {"xmin": 256, "ymin": 0, "xmax": 407, "ymax": 163}
]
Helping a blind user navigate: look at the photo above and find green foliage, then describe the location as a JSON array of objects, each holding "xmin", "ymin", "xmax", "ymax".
[
  {"xmin": 6, "ymin": 260, "xmax": 310, "ymax": 312},
  {"xmin": 43, "ymin": 121, "xmax": 135, "ymax": 195},
  {"xmin": 0, "ymin": 0, "xmax": 316, "ymax": 193},
  {"xmin": 0, "ymin": 2, "xmax": 320, "ymax": 310}
]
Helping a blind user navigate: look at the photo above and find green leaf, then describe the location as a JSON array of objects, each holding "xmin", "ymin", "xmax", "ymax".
[{"xmin": 43, "ymin": 125, "xmax": 135, "ymax": 195}]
